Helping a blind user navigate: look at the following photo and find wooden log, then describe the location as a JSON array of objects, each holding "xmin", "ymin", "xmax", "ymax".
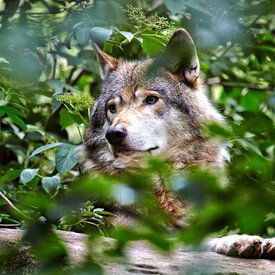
[{"xmin": 0, "ymin": 228, "xmax": 274, "ymax": 274}]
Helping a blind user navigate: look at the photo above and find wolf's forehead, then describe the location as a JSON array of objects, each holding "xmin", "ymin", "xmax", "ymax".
[
  {"xmin": 114, "ymin": 61, "xmax": 145, "ymax": 89},
  {"xmin": 104, "ymin": 60, "xmax": 174, "ymax": 99}
]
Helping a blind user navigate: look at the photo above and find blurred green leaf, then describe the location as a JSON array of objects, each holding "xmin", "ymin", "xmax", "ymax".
[
  {"xmin": 30, "ymin": 143, "xmax": 62, "ymax": 158},
  {"xmin": 55, "ymin": 143, "xmax": 79, "ymax": 175},
  {"xmin": 8, "ymin": 113, "xmax": 26, "ymax": 130},
  {"xmin": 76, "ymin": 28, "xmax": 90, "ymax": 46},
  {"xmin": 240, "ymin": 92, "xmax": 260, "ymax": 112},
  {"xmin": 0, "ymin": 169, "xmax": 20, "ymax": 185},
  {"xmin": 90, "ymin": 27, "xmax": 113, "ymax": 47},
  {"xmin": 42, "ymin": 175, "xmax": 61, "ymax": 197}
]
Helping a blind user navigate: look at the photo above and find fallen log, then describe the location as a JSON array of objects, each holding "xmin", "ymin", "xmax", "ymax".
[{"xmin": 0, "ymin": 228, "xmax": 274, "ymax": 274}]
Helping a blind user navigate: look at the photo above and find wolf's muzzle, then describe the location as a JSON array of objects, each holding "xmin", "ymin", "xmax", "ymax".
[{"xmin": 106, "ymin": 124, "xmax": 127, "ymax": 145}]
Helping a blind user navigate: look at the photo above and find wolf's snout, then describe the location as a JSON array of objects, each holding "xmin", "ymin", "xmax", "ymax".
[{"xmin": 106, "ymin": 124, "xmax": 127, "ymax": 145}]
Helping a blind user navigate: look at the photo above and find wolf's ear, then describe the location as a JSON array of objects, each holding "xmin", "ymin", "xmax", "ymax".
[
  {"xmin": 93, "ymin": 43, "xmax": 118, "ymax": 79},
  {"xmin": 160, "ymin": 28, "xmax": 200, "ymax": 86}
]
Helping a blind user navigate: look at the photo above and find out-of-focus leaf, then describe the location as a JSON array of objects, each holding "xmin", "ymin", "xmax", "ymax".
[
  {"xmin": 205, "ymin": 123, "xmax": 232, "ymax": 138},
  {"xmin": 240, "ymin": 92, "xmax": 260, "ymax": 112},
  {"xmin": 164, "ymin": 0, "xmax": 186, "ymax": 14},
  {"xmin": 55, "ymin": 143, "xmax": 79, "ymax": 175},
  {"xmin": 90, "ymin": 27, "xmax": 113, "ymax": 47},
  {"xmin": 20, "ymin": 168, "xmax": 39, "ymax": 185},
  {"xmin": 0, "ymin": 169, "xmax": 21, "ymax": 185},
  {"xmin": 9, "ymin": 113, "xmax": 26, "ymax": 130},
  {"xmin": 1, "ymin": 106, "xmax": 25, "ymax": 117},
  {"xmin": 236, "ymin": 139, "xmax": 263, "ymax": 156},
  {"xmin": 30, "ymin": 143, "xmax": 62, "ymax": 158},
  {"xmin": 42, "ymin": 175, "xmax": 61, "ymax": 196},
  {"xmin": 76, "ymin": 27, "xmax": 90, "ymax": 46},
  {"xmin": 119, "ymin": 31, "xmax": 134, "ymax": 42}
]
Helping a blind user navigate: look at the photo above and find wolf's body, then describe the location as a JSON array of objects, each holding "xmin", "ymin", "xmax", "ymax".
[{"xmin": 81, "ymin": 29, "xmax": 275, "ymax": 259}]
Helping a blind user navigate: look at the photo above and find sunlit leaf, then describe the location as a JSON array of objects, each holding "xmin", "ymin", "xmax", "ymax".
[
  {"xmin": 20, "ymin": 168, "xmax": 39, "ymax": 185},
  {"xmin": 119, "ymin": 31, "xmax": 134, "ymax": 42},
  {"xmin": 30, "ymin": 143, "xmax": 62, "ymax": 158}
]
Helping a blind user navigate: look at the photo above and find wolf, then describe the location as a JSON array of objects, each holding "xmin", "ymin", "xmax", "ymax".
[{"xmin": 81, "ymin": 29, "xmax": 275, "ymax": 259}]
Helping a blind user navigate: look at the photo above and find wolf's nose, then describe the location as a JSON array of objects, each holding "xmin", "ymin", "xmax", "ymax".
[{"xmin": 106, "ymin": 124, "xmax": 127, "ymax": 145}]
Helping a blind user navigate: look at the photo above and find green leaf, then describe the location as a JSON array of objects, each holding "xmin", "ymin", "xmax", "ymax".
[
  {"xmin": 60, "ymin": 109, "xmax": 75, "ymax": 129},
  {"xmin": 240, "ymin": 93, "xmax": 260, "ymax": 112},
  {"xmin": 9, "ymin": 113, "xmax": 26, "ymax": 130},
  {"xmin": 0, "ymin": 99, "xmax": 9, "ymax": 106},
  {"xmin": 119, "ymin": 31, "xmax": 134, "ymax": 42},
  {"xmin": 30, "ymin": 143, "xmax": 62, "ymax": 158},
  {"xmin": 55, "ymin": 144, "xmax": 79, "ymax": 175},
  {"xmin": 42, "ymin": 175, "xmax": 61, "ymax": 196},
  {"xmin": 206, "ymin": 123, "xmax": 232, "ymax": 138},
  {"xmin": 236, "ymin": 139, "xmax": 263, "ymax": 156},
  {"xmin": 90, "ymin": 27, "xmax": 113, "ymax": 47},
  {"xmin": 1, "ymin": 106, "xmax": 25, "ymax": 117},
  {"xmin": 76, "ymin": 27, "xmax": 90, "ymax": 46},
  {"xmin": 20, "ymin": 168, "xmax": 39, "ymax": 185},
  {"xmin": 0, "ymin": 169, "xmax": 21, "ymax": 185},
  {"xmin": 141, "ymin": 34, "xmax": 166, "ymax": 55}
]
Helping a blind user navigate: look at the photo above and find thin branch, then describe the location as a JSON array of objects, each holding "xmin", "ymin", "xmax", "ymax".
[
  {"xmin": 51, "ymin": 55, "xmax": 57, "ymax": 80},
  {"xmin": 206, "ymin": 78, "xmax": 271, "ymax": 92},
  {"xmin": 70, "ymin": 68, "xmax": 89, "ymax": 86},
  {"xmin": 0, "ymin": 223, "xmax": 21, "ymax": 227},
  {"xmin": 67, "ymin": 66, "xmax": 77, "ymax": 84},
  {"xmin": 0, "ymin": 191, "xmax": 30, "ymax": 220}
]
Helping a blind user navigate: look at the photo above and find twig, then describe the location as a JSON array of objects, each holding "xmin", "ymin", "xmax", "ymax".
[
  {"xmin": 0, "ymin": 191, "xmax": 30, "ymax": 220},
  {"xmin": 70, "ymin": 69, "xmax": 89, "ymax": 86},
  {"xmin": 67, "ymin": 66, "xmax": 77, "ymax": 84},
  {"xmin": 52, "ymin": 56, "xmax": 57, "ymax": 80},
  {"xmin": 206, "ymin": 77, "xmax": 271, "ymax": 92}
]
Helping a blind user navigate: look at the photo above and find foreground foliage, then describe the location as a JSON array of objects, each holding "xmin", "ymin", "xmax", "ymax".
[{"xmin": 0, "ymin": 0, "xmax": 274, "ymax": 272}]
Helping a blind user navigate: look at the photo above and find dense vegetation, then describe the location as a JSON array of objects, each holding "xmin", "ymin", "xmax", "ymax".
[{"xmin": 0, "ymin": 0, "xmax": 274, "ymax": 272}]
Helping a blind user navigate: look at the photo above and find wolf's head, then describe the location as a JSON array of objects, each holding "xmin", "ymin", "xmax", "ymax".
[{"xmin": 83, "ymin": 29, "xmax": 224, "ymax": 172}]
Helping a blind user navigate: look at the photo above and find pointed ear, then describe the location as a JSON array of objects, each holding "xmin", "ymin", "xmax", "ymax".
[
  {"xmin": 93, "ymin": 43, "xmax": 118, "ymax": 79},
  {"xmin": 159, "ymin": 29, "xmax": 200, "ymax": 86}
]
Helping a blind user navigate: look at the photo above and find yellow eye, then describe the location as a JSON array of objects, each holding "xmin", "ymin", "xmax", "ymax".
[
  {"xmin": 145, "ymin": 96, "xmax": 158, "ymax": 105},
  {"xmin": 108, "ymin": 104, "xmax": 116, "ymax": 114}
]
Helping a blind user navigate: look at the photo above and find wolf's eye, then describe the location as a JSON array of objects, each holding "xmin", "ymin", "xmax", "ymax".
[
  {"xmin": 145, "ymin": 96, "xmax": 158, "ymax": 105},
  {"xmin": 108, "ymin": 104, "xmax": 116, "ymax": 114}
]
